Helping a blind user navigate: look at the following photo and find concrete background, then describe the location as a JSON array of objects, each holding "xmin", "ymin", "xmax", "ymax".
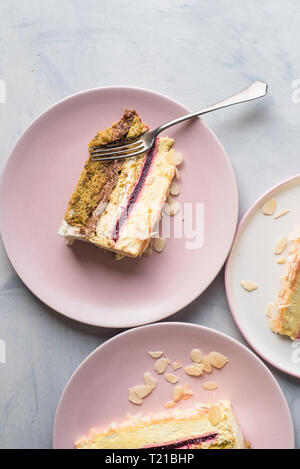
[{"xmin": 0, "ymin": 0, "xmax": 299, "ymax": 448}]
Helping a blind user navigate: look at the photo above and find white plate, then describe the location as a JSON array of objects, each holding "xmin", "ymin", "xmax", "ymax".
[{"xmin": 226, "ymin": 174, "xmax": 300, "ymax": 377}]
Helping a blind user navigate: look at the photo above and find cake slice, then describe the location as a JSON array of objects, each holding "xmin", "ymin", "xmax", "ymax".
[
  {"xmin": 58, "ymin": 110, "xmax": 176, "ymax": 258},
  {"xmin": 75, "ymin": 401, "xmax": 248, "ymax": 449},
  {"xmin": 268, "ymin": 228, "xmax": 300, "ymax": 340}
]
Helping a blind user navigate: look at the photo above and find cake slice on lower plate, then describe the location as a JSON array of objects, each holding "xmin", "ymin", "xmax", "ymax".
[
  {"xmin": 58, "ymin": 109, "xmax": 177, "ymax": 258},
  {"xmin": 268, "ymin": 228, "xmax": 300, "ymax": 340},
  {"xmin": 75, "ymin": 401, "xmax": 248, "ymax": 449}
]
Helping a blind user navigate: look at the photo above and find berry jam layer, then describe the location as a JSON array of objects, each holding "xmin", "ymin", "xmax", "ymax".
[
  {"xmin": 143, "ymin": 433, "xmax": 218, "ymax": 449},
  {"xmin": 113, "ymin": 139, "xmax": 158, "ymax": 242}
]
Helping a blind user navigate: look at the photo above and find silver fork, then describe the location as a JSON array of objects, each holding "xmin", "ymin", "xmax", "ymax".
[{"xmin": 90, "ymin": 81, "xmax": 267, "ymax": 162}]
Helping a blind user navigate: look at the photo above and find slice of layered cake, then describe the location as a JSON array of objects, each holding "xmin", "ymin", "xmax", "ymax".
[
  {"xmin": 268, "ymin": 228, "xmax": 300, "ymax": 340},
  {"xmin": 75, "ymin": 401, "xmax": 248, "ymax": 449},
  {"xmin": 58, "ymin": 110, "xmax": 176, "ymax": 257}
]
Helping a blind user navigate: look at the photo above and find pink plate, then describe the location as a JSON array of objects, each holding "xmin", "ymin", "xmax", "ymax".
[
  {"xmin": 0, "ymin": 87, "xmax": 238, "ymax": 327},
  {"xmin": 53, "ymin": 322, "xmax": 294, "ymax": 449}
]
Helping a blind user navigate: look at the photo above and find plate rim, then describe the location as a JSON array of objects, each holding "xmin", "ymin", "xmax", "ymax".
[
  {"xmin": 0, "ymin": 85, "xmax": 238, "ymax": 328},
  {"xmin": 52, "ymin": 321, "xmax": 295, "ymax": 449},
  {"xmin": 225, "ymin": 173, "xmax": 300, "ymax": 378}
]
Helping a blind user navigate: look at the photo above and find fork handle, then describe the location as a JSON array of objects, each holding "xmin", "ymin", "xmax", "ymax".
[{"xmin": 155, "ymin": 81, "xmax": 268, "ymax": 135}]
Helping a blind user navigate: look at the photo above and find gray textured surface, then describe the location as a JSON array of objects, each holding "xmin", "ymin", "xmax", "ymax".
[{"xmin": 0, "ymin": 0, "xmax": 299, "ymax": 449}]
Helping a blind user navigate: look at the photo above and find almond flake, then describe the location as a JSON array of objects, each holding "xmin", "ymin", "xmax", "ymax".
[
  {"xmin": 262, "ymin": 199, "xmax": 277, "ymax": 216},
  {"xmin": 208, "ymin": 352, "xmax": 228, "ymax": 369},
  {"xmin": 170, "ymin": 151, "xmax": 183, "ymax": 166},
  {"xmin": 190, "ymin": 348, "xmax": 202, "ymax": 363},
  {"xmin": 169, "ymin": 182, "xmax": 180, "ymax": 196},
  {"xmin": 149, "ymin": 351, "xmax": 163, "ymax": 359},
  {"xmin": 274, "ymin": 209, "xmax": 290, "ymax": 219},
  {"xmin": 274, "ymin": 237, "xmax": 287, "ymax": 255},
  {"xmin": 277, "ymin": 256, "xmax": 286, "ymax": 265},
  {"xmin": 173, "ymin": 385, "xmax": 184, "ymax": 402},
  {"xmin": 240, "ymin": 280, "xmax": 259, "ymax": 292},
  {"xmin": 164, "ymin": 400, "xmax": 176, "ymax": 409},
  {"xmin": 208, "ymin": 405, "xmax": 221, "ymax": 425},
  {"xmin": 165, "ymin": 373, "xmax": 179, "ymax": 384},
  {"xmin": 182, "ymin": 388, "xmax": 194, "ymax": 400},
  {"xmin": 143, "ymin": 372, "xmax": 157, "ymax": 389},
  {"xmin": 171, "ymin": 361, "xmax": 183, "ymax": 371},
  {"xmin": 174, "ymin": 167, "xmax": 180, "ymax": 179},
  {"xmin": 203, "ymin": 381, "xmax": 218, "ymax": 390},
  {"xmin": 202, "ymin": 355, "xmax": 212, "ymax": 373},
  {"xmin": 184, "ymin": 363, "xmax": 204, "ymax": 376},
  {"xmin": 132, "ymin": 385, "xmax": 153, "ymax": 399},
  {"xmin": 153, "ymin": 237, "xmax": 166, "ymax": 253},
  {"xmin": 163, "ymin": 201, "xmax": 181, "ymax": 216},
  {"xmin": 154, "ymin": 358, "xmax": 169, "ymax": 374},
  {"xmin": 128, "ymin": 388, "xmax": 142, "ymax": 405}
]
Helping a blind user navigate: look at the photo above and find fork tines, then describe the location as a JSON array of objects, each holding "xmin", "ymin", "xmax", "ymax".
[{"xmin": 89, "ymin": 136, "xmax": 146, "ymax": 161}]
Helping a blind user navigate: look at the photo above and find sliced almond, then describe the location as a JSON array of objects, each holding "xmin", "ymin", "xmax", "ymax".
[
  {"xmin": 182, "ymin": 387, "xmax": 194, "ymax": 399},
  {"xmin": 171, "ymin": 360, "xmax": 183, "ymax": 371},
  {"xmin": 128, "ymin": 388, "xmax": 142, "ymax": 405},
  {"xmin": 153, "ymin": 237, "xmax": 166, "ymax": 253},
  {"xmin": 274, "ymin": 209, "xmax": 290, "ymax": 219},
  {"xmin": 165, "ymin": 373, "xmax": 179, "ymax": 384},
  {"xmin": 277, "ymin": 256, "xmax": 286, "ymax": 265},
  {"xmin": 154, "ymin": 358, "xmax": 169, "ymax": 374},
  {"xmin": 190, "ymin": 348, "xmax": 202, "ymax": 363},
  {"xmin": 203, "ymin": 381, "xmax": 218, "ymax": 390},
  {"xmin": 163, "ymin": 201, "xmax": 181, "ymax": 216},
  {"xmin": 174, "ymin": 167, "xmax": 180, "ymax": 179},
  {"xmin": 274, "ymin": 237, "xmax": 287, "ymax": 255},
  {"xmin": 169, "ymin": 182, "xmax": 180, "ymax": 196},
  {"xmin": 132, "ymin": 385, "xmax": 153, "ymax": 399},
  {"xmin": 164, "ymin": 400, "xmax": 176, "ymax": 409},
  {"xmin": 208, "ymin": 352, "xmax": 228, "ymax": 369},
  {"xmin": 262, "ymin": 199, "xmax": 277, "ymax": 215},
  {"xmin": 184, "ymin": 363, "xmax": 204, "ymax": 376},
  {"xmin": 208, "ymin": 405, "xmax": 221, "ymax": 425},
  {"xmin": 170, "ymin": 151, "xmax": 183, "ymax": 166},
  {"xmin": 148, "ymin": 351, "xmax": 163, "ymax": 359},
  {"xmin": 202, "ymin": 355, "xmax": 212, "ymax": 373},
  {"xmin": 173, "ymin": 385, "xmax": 184, "ymax": 402},
  {"xmin": 240, "ymin": 280, "xmax": 259, "ymax": 292},
  {"xmin": 143, "ymin": 372, "xmax": 157, "ymax": 389}
]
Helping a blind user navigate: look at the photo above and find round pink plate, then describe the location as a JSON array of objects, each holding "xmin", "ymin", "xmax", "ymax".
[
  {"xmin": 53, "ymin": 322, "xmax": 294, "ymax": 449},
  {"xmin": 0, "ymin": 87, "xmax": 238, "ymax": 327}
]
